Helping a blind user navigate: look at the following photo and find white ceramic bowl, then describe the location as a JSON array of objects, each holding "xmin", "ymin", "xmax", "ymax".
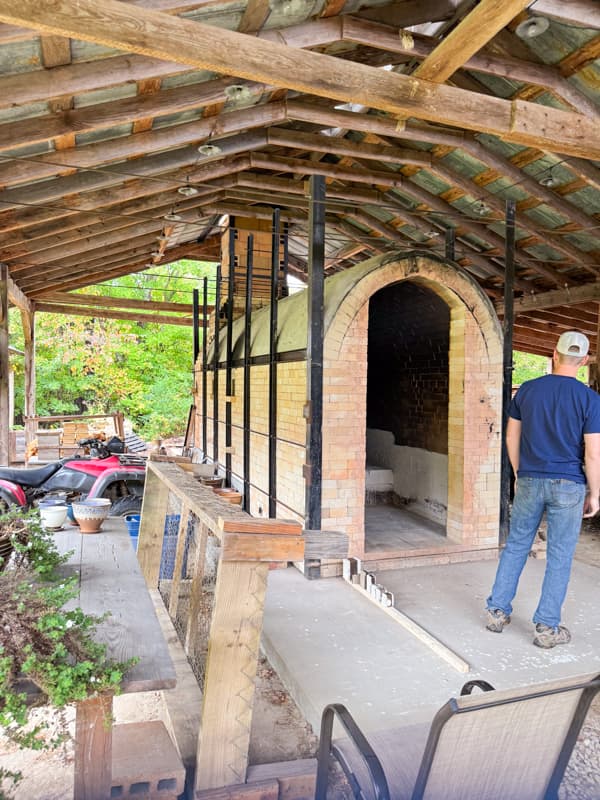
[{"xmin": 39, "ymin": 505, "xmax": 68, "ymax": 529}]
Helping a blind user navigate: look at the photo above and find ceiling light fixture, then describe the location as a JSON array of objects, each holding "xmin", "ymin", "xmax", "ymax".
[
  {"xmin": 515, "ymin": 16, "xmax": 550, "ymax": 39},
  {"xmin": 538, "ymin": 167, "xmax": 560, "ymax": 188},
  {"xmin": 197, "ymin": 143, "xmax": 222, "ymax": 156},
  {"xmin": 164, "ymin": 211, "xmax": 183, "ymax": 222},
  {"xmin": 178, "ymin": 184, "xmax": 199, "ymax": 197},
  {"xmin": 474, "ymin": 201, "xmax": 490, "ymax": 217}
]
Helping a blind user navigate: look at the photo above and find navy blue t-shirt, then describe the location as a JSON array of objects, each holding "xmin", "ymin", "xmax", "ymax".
[{"xmin": 509, "ymin": 374, "xmax": 600, "ymax": 483}]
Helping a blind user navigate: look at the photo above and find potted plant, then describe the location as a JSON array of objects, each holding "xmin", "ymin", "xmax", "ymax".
[{"xmin": 0, "ymin": 509, "xmax": 136, "ymax": 799}]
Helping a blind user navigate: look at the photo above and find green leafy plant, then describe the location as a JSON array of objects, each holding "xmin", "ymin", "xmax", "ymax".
[{"xmin": 0, "ymin": 510, "xmax": 137, "ymax": 797}]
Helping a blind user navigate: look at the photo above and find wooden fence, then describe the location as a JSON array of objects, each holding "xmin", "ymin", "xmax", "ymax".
[{"xmin": 136, "ymin": 461, "xmax": 346, "ymax": 794}]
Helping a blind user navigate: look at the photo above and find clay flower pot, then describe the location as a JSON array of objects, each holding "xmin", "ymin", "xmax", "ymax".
[{"xmin": 71, "ymin": 498, "xmax": 111, "ymax": 534}]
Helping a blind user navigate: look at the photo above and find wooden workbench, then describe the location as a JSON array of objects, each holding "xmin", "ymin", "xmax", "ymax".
[{"xmin": 55, "ymin": 519, "xmax": 183, "ymax": 800}]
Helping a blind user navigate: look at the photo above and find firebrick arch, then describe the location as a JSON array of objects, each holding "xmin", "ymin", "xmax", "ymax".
[{"xmin": 320, "ymin": 251, "xmax": 504, "ymax": 556}]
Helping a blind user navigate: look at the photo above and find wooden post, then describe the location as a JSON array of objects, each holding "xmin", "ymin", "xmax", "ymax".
[
  {"xmin": 194, "ymin": 559, "xmax": 269, "ymax": 791},
  {"xmin": 74, "ymin": 694, "xmax": 113, "ymax": 800},
  {"xmin": 168, "ymin": 503, "xmax": 191, "ymax": 617},
  {"xmin": 137, "ymin": 465, "xmax": 170, "ymax": 587},
  {"xmin": 23, "ymin": 311, "xmax": 36, "ymax": 441},
  {"xmin": 0, "ymin": 265, "xmax": 9, "ymax": 466}
]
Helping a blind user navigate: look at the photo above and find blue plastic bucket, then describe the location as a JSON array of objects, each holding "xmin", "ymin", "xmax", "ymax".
[{"xmin": 126, "ymin": 514, "xmax": 141, "ymax": 552}]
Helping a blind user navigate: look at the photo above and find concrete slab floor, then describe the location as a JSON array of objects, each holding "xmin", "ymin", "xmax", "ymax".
[
  {"xmin": 261, "ymin": 558, "xmax": 600, "ymax": 735},
  {"xmin": 364, "ymin": 504, "xmax": 445, "ymax": 552}
]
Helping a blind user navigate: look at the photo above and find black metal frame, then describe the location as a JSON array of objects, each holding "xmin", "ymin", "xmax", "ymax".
[
  {"xmin": 315, "ymin": 703, "xmax": 390, "ymax": 800},
  {"xmin": 315, "ymin": 674, "xmax": 600, "ymax": 800},
  {"xmin": 201, "ymin": 276, "xmax": 208, "ymax": 458},
  {"xmin": 305, "ymin": 175, "xmax": 325, "ymax": 534},
  {"xmin": 225, "ymin": 218, "xmax": 236, "ymax": 485},
  {"xmin": 268, "ymin": 208, "xmax": 280, "ymax": 517},
  {"xmin": 500, "ymin": 198, "xmax": 516, "ymax": 545},
  {"xmin": 243, "ymin": 234, "xmax": 254, "ymax": 512},
  {"xmin": 212, "ymin": 263, "xmax": 222, "ymax": 465},
  {"xmin": 192, "ymin": 287, "xmax": 200, "ymax": 367}
]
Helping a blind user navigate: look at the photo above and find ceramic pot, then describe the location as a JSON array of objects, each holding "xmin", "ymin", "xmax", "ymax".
[
  {"xmin": 0, "ymin": 536, "xmax": 12, "ymax": 571},
  {"xmin": 192, "ymin": 463, "xmax": 216, "ymax": 478},
  {"xmin": 71, "ymin": 498, "xmax": 111, "ymax": 534},
  {"xmin": 39, "ymin": 504, "xmax": 68, "ymax": 531}
]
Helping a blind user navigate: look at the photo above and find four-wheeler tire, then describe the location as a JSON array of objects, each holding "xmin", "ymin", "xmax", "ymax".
[{"xmin": 110, "ymin": 495, "xmax": 142, "ymax": 516}]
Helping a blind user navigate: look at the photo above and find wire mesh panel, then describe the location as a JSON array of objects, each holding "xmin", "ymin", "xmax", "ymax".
[{"xmin": 184, "ymin": 527, "xmax": 220, "ymax": 689}]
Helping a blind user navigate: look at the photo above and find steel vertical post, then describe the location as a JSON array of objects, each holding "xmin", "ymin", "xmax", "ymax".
[
  {"xmin": 305, "ymin": 176, "xmax": 325, "ymax": 539},
  {"xmin": 243, "ymin": 235, "xmax": 254, "ymax": 512},
  {"xmin": 212, "ymin": 263, "xmax": 221, "ymax": 466},
  {"xmin": 268, "ymin": 209, "xmax": 280, "ymax": 517},
  {"xmin": 201, "ymin": 277, "xmax": 208, "ymax": 457},
  {"xmin": 225, "ymin": 218, "xmax": 236, "ymax": 485},
  {"xmin": 500, "ymin": 199, "xmax": 516, "ymax": 545}
]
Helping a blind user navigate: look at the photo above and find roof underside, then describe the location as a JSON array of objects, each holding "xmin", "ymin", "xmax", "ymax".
[{"xmin": 0, "ymin": 0, "xmax": 599, "ymax": 356}]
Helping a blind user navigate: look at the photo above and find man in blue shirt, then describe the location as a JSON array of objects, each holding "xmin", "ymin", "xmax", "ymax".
[{"xmin": 486, "ymin": 331, "xmax": 600, "ymax": 648}]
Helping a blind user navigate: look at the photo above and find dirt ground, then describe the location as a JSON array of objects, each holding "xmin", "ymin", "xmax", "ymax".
[{"xmin": 1, "ymin": 526, "xmax": 599, "ymax": 799}]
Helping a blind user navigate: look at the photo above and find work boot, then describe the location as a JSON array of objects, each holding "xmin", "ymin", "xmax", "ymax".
[
  {"xmin": 533, "ymin": 624, "xmax": 571, "ymax": 649},
  {"xmin": 485, "ymin": 608, "xmax": 511, "ymax": 633}
]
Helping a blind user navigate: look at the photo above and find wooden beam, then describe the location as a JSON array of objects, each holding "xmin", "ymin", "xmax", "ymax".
[
  {"xmin": 356, "ymin": 0, "xmax": 459, "ymax": 28},
  {"xmin": 35, "ymin": 302, "xmax": 195, "ymax": 326},
  {"xmin": 412, "ymin": 0, "xmax": 531, "ymax": 83},
  {"xmin": 0, "ymin": 103, "xmax": 284, "ymax": 190},
  {"xmin": 0, "ymin": 0, "xmax": 596, "ymax": 158},
  {"xmin": 499, "ymin": 283, "xmax": 600, "ymax": 314},
  {"xmin": 531, "ymin": 0, "xmax": 600, "ymax": 29},
  {"xmin": 37, "ymin": 292, "xmax": 200, "ymax": 315},
  {"xmin": 0, "ymin": 265, "xmax": 9, "ymax": 465}
]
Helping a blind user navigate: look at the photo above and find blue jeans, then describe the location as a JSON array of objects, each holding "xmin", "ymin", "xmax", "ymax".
[{"xmin": 487, "ymin": 477, "xmax": 586, "ymax": 628}]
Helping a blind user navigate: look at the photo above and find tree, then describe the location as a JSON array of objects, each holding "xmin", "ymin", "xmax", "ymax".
[{"xmin": 9, "ymin": 260, "xmax": 217, "ymax": 439}]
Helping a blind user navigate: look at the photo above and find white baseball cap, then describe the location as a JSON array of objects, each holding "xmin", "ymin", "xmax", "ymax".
[{"xmin": 556, "ymin": 331, "xmax": 589, "ymax": 357}]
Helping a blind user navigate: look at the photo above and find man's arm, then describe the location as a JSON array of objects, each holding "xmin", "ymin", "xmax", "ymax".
[
  {"xmin": 583, "ymin": 432, "xmax": 600, "ymax": 517},
  {"xmin": 506, "ymin": 417, "xmax": 521, "ymax": 476}
]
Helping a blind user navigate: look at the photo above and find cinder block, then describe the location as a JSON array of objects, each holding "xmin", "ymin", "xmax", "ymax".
[{"xmin": 111, "ymin": 720, "xmax": 185, "ymax": 799}]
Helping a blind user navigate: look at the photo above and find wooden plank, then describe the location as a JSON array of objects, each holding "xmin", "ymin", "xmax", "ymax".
[
  {"xmin": 303, "ymin": 529, "xmax": 348, "ymax": 560},
  {"xmin": 0, "ymin": 265, "xmax": 9, "ymax": 466},
  {"xmin": 221, "ymin": 532, "xmax": 305, "ymax": 562},
  {"xmin": 498, "ymin": 282, "xmax": 600, "ymax": 314},
  {"xmin": 168, "ymin": 504, "xmax": 191, "ymax": 617},
  {"xmin": 40, "ymin": 34, "xmax": 71, "ymax": 67},
  {"xmin": 40, "ymin": 292, "xmax": 198, "ymax": 314},
  {"xmin": 0, "ymin": 0, "xmax": 597, "ymax": 158},
  {"xmin": 137, "ymin": 466, "xmax": 171, "ymax": 587},
  {"xmin": 195, "ymin": 560, "xmax": 269, "ymax": 791},
  {"xmin": 350, "ymin": 581, "xmax": 470, "ymax": 674},
  {"xmin": 74, "ymin": 694, "xmax": 113, "ymax": 800},
  {"xmin": 57, "ymin": 522, "xmax": 177, "ymax": 692},
  {"xmin": 218, "ymin": 517, "xmax": 302, "ymax": 535},
  {"xmin": 35, "ymin": 303, "xmax": 195, "ymax": 327},
  {"xmin": 413, "ymin": 0, "xmax": 531, "ymax": 83}
]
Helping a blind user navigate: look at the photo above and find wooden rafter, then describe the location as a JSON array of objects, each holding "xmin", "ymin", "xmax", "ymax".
[
  {"xmin": 0, "ymin": 0, "xmax": 597, "ymax": 158},
  {"xmin": 412, "ymin": 0, "xmax": 532, "ymax": 83}
]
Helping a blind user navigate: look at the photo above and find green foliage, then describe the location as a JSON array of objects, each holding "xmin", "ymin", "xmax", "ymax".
[
  {"xmin": 0, "ymin": 509, "xmax": 136, "ymax": 798},
  {"xmin": 9, "ymin": 260, "xmax": 217, "ymax": 439},
  {"xmin": 512, "ymin": 350, "xmax": 588, "ymax": 386}
]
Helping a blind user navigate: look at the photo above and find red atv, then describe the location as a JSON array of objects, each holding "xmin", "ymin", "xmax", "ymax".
[{"xmin": 0, "ymin": 437, "xmax": 146, "ymax": 515}]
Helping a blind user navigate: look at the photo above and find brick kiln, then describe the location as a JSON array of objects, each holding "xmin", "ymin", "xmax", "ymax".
[{"xmin": 196, "ymin": 248, "xmax": 504, "ymax": 566}]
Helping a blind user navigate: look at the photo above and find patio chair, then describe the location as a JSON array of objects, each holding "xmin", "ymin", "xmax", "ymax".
[{"xmin": 315, "ymin": 672, "xmax": 600, "ymax": 800}]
